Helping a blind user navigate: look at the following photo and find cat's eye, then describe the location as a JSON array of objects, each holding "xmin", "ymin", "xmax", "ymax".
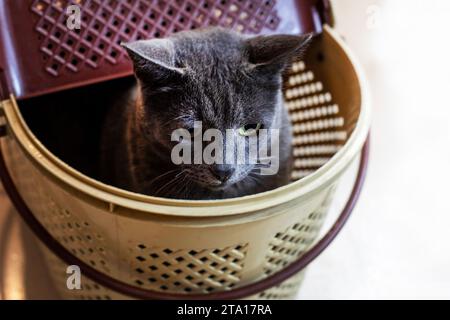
[{"xmin": 238, "ymin": 123, "xmax": 263, "ymax": 136}]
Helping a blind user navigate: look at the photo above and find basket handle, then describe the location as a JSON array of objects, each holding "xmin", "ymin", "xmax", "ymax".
[{"xmin": 0, "ymin": 136, "xmax": 370, "ymax": 300}]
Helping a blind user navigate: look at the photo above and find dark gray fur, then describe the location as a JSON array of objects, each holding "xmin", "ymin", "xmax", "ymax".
[{"xmin": 100, "ymin": 28, "xmax": 311, "ymax": 200}]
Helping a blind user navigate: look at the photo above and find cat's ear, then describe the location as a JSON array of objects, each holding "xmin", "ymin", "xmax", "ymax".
[
  {"xmin": 245, "ymin": 33, "xmax": 313, "ymax": 71},
  {"xmin": 121, "ymin": 39, "xmax": 185, "ymax": 88}
]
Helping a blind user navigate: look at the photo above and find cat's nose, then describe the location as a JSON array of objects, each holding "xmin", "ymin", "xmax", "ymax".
[{"xmin": 211, "ymin": 165, "xmax": 235, "ymax": 183}]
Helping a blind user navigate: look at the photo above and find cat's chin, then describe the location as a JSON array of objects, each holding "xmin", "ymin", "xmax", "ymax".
[
  {"xmin": 202, "ymin": 179, "xmax": 247, "ymax": 192},
  {"xmin": 194, "ymin": 180, "xmax": 233, "ymax": 191},
  {"xmin": 201, "ymin": 175, "xmax": 251, "ymax": 191}
]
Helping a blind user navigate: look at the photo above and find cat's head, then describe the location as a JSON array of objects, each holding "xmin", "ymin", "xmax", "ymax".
[{"xmin": 122, "ymin": 28, "xmax": 311, "ymax": 191}]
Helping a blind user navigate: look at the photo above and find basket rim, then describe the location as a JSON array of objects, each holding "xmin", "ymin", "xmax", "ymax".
[{"xmin": 1, "ymin": 26, "xmax": 371, "ymax": 218}]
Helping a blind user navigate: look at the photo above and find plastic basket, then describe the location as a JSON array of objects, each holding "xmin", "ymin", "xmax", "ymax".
[{"xmin": 0, "ymin": 0, "xmax": 370, "ymax": 299}]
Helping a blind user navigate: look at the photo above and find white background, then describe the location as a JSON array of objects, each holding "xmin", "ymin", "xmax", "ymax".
[{"xmin": 298, "ymin": 0, "xmax": 450, "ymax": 299}]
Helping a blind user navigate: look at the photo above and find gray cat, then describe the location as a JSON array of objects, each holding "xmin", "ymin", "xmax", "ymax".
[{"xmin": 100, "ymin": 28, "xmax": 311, "ymax": 200}]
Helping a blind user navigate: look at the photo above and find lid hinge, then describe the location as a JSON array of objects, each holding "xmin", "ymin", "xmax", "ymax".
[
  {"xmin": 317, "ymin": 0, "xmax": 335, "ymax": 27},
  {"xmin": 0, "ymin": 100, "xmax": 6, "ymax": 137},
  {"xmin": 0, "ymin": 67, "xmax": 9, "ymax": 102}
]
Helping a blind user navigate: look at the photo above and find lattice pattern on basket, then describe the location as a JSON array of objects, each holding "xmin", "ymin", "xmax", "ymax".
[
  {"xmin": 131, "ymin": 243, "xmax": 248, "ymax": 293},
  {"xmin": 256, "ymin": 187, "xmax": 335, "ymax": 299},
  {"xmin": 263, "ymin": 212, "xmax": 324, "ymax": 276},
  {"xmin": 74, "ymin": 280, "xmax": 113, "ymax": 300},
  {"xmin": 36, "ymin": 195, "xmax": 111, "ymax": 275},
  {"xmin": 262, "ymin": 191, "xmax": 333, "ymax": 277},
  {"xmin": 258, "ymin": 271, "xmax": 305, "ymax": 299},
  {"xmin": 30, "ymin": 0, "xmax": 281, "ymax": 76},
  {"xmin": 3, "ymin": 140, "xmax": 116, "ymax": 299},
  {"xmin": 285, "ymin": 60, "xmax": 347, "ymax": 181},
  {"xmin": 40, "ymin": 248, "xmax": 115, "ymax": 300}
]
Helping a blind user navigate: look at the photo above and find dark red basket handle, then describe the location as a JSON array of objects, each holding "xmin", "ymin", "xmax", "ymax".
[{"xmin": 0, "ymin": 136, "xmax": 369, "ymax": 300}]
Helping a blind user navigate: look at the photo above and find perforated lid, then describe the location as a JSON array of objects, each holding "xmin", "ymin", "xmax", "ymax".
[{"xmin": 0, "ymin": 0, "xmax": 332, "ymax": 100}]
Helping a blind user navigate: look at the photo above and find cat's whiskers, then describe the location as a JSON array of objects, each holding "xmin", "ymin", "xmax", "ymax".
[
  {"xmin": 160, "ymin": 115, "xmax": 190, "ymax": 129},
  {"xmin": 174, "ymin": 171, "xmax": 195, "ymax": 199},
  {"xmin": 155, "ymin": 177, "xmax": 181, "ymax": 197},
  {"xmin": 181, "ymin": 175, "xmax": 194, "ymax": 199},
  {"xmin": 247, "ymin": 173, "xmax": 265, "ymax": 188},
  {"xmin": 154, "ymin": 172, "xmax": 184, "ymax": 196},
  {"xmin": 168, "ymin": 172, "xmax": 190, "ymax": 198},
  {"xmin": 147, "ymin": 169, "xmax": 181, "ymax": 190},
  {"xmin": 249, "ymin": 167, "xmax": 267, "ymax": 176},
  {"xmin": 154, "ymin": 169, "xmax": 190, "ymax": 197}
]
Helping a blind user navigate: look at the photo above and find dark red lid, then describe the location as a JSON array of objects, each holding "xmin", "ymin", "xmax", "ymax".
[{"xmin": 0, "ymin": 0, "xmax": 332, "ymax": 100}]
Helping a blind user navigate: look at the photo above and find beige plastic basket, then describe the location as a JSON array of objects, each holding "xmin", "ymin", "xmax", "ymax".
[{"xmin": 0, "ymin": 26, "xmax": 370, "ymax": 300}]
